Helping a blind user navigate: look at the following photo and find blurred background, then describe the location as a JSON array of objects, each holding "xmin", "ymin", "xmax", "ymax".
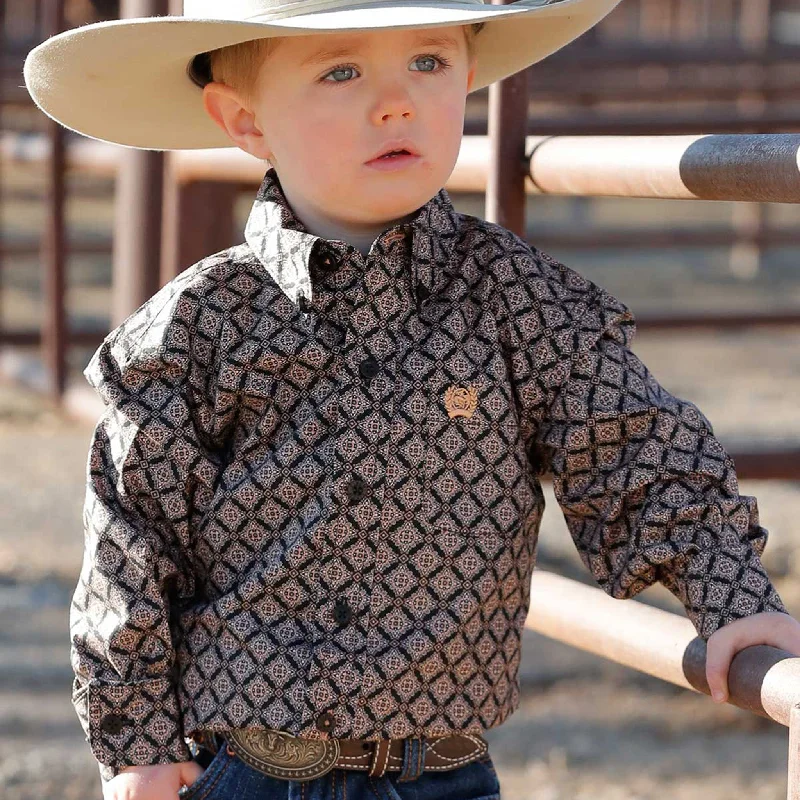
[{"xmin": 2, "ymin": 1, "xmax": 800, "ymax": 798}]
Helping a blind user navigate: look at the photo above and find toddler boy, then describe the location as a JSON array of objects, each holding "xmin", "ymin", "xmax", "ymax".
[{"xmin": 23, "ymin": 2, "xmax": 799, "ymax": 799}]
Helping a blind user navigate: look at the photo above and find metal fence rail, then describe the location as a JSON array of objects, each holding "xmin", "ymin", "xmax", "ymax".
[
  {"xmin": 4, "ymin": 0, "xmax": 800, "ymax": 401},
  {"xmin": 4, "ymin": 128, "xmax": 800, "ymax": 478},
  {"xmin": 526, "ymin": 570, "xmax": 800, "ymax": 795}
]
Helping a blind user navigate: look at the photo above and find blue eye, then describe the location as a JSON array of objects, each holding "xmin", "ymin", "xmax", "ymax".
[
  {"xmin": 324, "ymin": 65, "xmax": 357, "ymax": 83},
  {"xmin": 410, "ymin": 55, "xmax": 438, "ymax": 72},
  {"xmin": 320, "ymin": 54, "xmax": 452, "ymax": 84}
]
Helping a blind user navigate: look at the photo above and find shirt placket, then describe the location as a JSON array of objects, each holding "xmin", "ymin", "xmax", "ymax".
[{"xmin": 302, "ymin": 234, "xmax": 407, "ymax": 739}]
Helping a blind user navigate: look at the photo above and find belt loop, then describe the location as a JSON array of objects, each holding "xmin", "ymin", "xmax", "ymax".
[
  {"xmin": 368, "ymin": 739, "xmax": 392, "ymax": 777},
  {"xmin": 397, "ymin": 736, "xmax": 426, "ymax": 783}
]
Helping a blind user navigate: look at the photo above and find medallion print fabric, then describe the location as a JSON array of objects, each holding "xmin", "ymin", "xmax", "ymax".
[{"xmin": 73, "ymin": 167, "xmax": 787, "ymax": 779}]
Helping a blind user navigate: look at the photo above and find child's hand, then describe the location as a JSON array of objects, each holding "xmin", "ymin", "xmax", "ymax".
[
  {"xmin": 706, "ymin": 611, "xmax": 800, "ymax": 703},
  {"xmin": 101, "ymin": 760, "xmax": 205, "ymax": 800}
]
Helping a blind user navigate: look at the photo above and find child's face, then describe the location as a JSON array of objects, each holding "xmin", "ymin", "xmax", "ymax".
[{"xmin": 204, "ymin": 25, "xmax": 476, "ymax": 227}]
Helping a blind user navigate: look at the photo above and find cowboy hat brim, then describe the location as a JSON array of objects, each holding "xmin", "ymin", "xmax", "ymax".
[{"xmin": 23, "ymin": 0, "xmax": 622, "ymax": 151}]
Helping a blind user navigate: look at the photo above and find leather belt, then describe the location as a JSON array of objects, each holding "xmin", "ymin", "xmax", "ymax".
[{"xmin": 207, "ymin": 727, "xmax": 489, "ymax": 781}]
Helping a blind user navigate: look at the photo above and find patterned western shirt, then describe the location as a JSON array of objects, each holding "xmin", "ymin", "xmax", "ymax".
[{"xmin": 73, "ymin": 167, "xmax": 788, "ymax": 779}]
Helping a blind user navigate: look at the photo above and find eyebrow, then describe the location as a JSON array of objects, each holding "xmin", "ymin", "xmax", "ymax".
[{"xmin": 299, "ymin": 33, "xmax": 463, "ymax": 68}]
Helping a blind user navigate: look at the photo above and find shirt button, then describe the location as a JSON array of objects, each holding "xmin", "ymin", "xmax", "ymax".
[
  {"xmin": 99, "ymin": 714, "xmax": 130, "ymax": 735},
  {"xmin": 316, "ymin": 711, "xmax": 335, "ymax": 733},
  {"xmin": 333, "ymin": 598, "xmax": 353, "ymax": 625},
  {"xmin": 317, "ymin": 246, "xmax": 338, "ymax": 270},
  {"xmin": 359, "ymin": 357, "xmax": 380, "ymax": 381},
  {"xmin": 345, "ymin": 477, "xmax": 368, "ymax": 503}
]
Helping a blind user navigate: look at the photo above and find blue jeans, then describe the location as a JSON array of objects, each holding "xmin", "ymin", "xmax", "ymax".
[{"xmin": 179, "ymin": 739, "xmax": 502, "ymax": 800}]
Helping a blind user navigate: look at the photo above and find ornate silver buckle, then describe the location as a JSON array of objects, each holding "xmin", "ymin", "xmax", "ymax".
[{"xmin": 225, "ymin": 728, "xmax": 341, "ymax": 781}]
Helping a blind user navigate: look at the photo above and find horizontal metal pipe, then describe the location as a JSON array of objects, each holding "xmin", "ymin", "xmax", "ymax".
[
  {"xmin": 527, "ymin": 569, "xmax": 800, "ymax": 726},
  {"xmin": 520, "ymin": 81, "xmax": 798, "ymax": 106},
  {"xmin": 529, "ymin": 228, "xmax": 800, "ymax": 249},
  {"xmin": 5, "ymin": 132, "xmax": 800, "ymax": 202},
  {"xmin": 465, "ymin": 112, "xmax": 800, "ymax": 137},
  {"xmin": 536, "ymin": 447, "xmax": 800, "ymax": 481},
  {"xmin": 525, "ymin": 134, "xmax": 800, "ymax": 202},
  {"xmin": 520, "ymin": 85, "xmax": 800, "ymax": 105},
  {"xmin": 1, "ymin": 238, "xmax": 112, "ymax": 256},
  {"xmin": 530, "ymin": 42, "xmax": 800, "ymax": 69},
  {"xmin": 0, "ymin": 329, "xmax": 105, "ymax": 346},
  {"xmin": 9, "ymin": 227, "xmax": 800, "ymax": 258},
  {"xmin": 633, "ymin": 313, "xmax": 800, "ymax": 332}
]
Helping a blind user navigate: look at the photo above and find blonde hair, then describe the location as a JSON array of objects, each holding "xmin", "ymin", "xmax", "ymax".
[{"xmin": 202, "ymin": 22, "xmax": 485, "ymax": 109}]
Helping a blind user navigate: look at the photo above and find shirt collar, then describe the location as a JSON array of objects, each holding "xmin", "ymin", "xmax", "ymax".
[{"xmin": 244, "ymin": 167, "xmax": 460, "ymax": 307}]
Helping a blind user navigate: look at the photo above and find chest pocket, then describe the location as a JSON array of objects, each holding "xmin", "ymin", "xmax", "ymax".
[{"xmin": 418, "ymin": 296, "xmax": 524, "ymax": 534}]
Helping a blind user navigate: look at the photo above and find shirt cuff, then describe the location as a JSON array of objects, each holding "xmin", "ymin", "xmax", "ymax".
[
  {"xmin": 73, "ymin": 675, "xmax": 191, "ymax": 778},
  {"xmin": 662, "ymin": 537, "xmax": 789, "ymax": 640}
]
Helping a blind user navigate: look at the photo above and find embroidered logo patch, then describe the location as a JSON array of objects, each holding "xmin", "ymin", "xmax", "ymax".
[{"xmin": 444, "ymin": 385, "xmax": 478, "ymax": 419}]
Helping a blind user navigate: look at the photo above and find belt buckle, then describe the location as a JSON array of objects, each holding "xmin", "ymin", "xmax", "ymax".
[{"xmin": 226, "ymin": 728, "xmax": 340, "ymax": 781}]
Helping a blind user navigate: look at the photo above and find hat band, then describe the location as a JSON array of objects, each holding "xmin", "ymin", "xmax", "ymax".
[{"xmin": 185, "ymin": 0, "xmax": 487, "ymax": 24}]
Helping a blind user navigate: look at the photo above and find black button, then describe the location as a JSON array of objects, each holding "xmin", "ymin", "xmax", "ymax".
[
  {"xmin": 333, "ymin": 598, "xmax": 353, "ymax": 625},
  {"xmin": 359, "ymin": 357, "xmax": 380, "ymax": 381},
  {"xmin": 316, "ymin": 711, "xmax": 335, "ymax": 732},
  {"xmin": 99, "ymin": 714, "xmax": 130, "ymax": 735},
  {"xmin": 316, "ymin": 245, "xmax": 338, "ymax": 270},
  {"xmin": 417, "ymin": 283, "xmax": 431, "ymax": 302},
  {"xmin": 345, "ymin": 477, "xmax": 368, "ymax": 503},
  {"xmin": 298, "ymin": 295, "xmax": 311, "ymax": 313}
]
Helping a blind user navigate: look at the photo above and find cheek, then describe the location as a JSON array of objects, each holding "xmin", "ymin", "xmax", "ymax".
[
  {"xmin": 423, "ymin": 79, "xmax": 467, "ymax": 122},
  {"xmin": 286, "ymin": 100, "xmax": 354, "ymax": 156},
  {"xmin": 427, "ymin": 97, "xmax": 467, "ymax": 142}
]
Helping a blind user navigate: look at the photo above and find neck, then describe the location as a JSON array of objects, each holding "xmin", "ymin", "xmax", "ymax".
[{"xmin": 280, "ymin": 180, "xmax": 417, "ymax": 257}]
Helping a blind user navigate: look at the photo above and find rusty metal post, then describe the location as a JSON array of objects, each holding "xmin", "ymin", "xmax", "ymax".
[
  {"xmin": 676, "ymin": 0, "xmax": 700, "ymax": 41},
  {"xmin": 729, "ymin": 0, "xmax": 771, "ymax": 281},
  {"xmin": 159, "ymin": 0, "xmax": 243, "ymax": 283},
  {"xmin": 162, "ymin": 178, "xmax": 242, "ymax": 283},
  {"xmin": 112, "ymin": 0, "xmax": 169, "ymax": 326},
  {"xmin": 639, "ymin": 0, "xmax": 671, "ymax": 41},
  {"xmin": 484, "ymin": 0, "xmax": 528, "ymax": 235},
  {"xmin": 41, "ymin": 0, "xmax": 67, "ymax": 401},
  {"xmin": 596, "ymin": 0, "xmax": 630, "ymax": 42}
]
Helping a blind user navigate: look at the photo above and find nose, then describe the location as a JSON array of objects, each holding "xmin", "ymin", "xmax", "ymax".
[{"xmin": 369, "ymin": 83, "xmax": 415, "ymax": 125}]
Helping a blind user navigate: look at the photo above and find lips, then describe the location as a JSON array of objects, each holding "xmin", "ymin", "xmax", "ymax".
[{"xmin": 367, "ymin": 140, "xmax": 420, "ymax": 162}]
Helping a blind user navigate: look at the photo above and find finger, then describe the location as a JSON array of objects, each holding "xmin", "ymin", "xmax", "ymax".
[
  {"xmin": 767, "ymin": 612, "xmax": 800, "ymax": 657},
  {"xmin": 180, "ymin": 759, "xmax": 205, "ymax": 787},
  {"xmin": 705, "ymin": 631, "xmax": 735, "ymax": 702}
]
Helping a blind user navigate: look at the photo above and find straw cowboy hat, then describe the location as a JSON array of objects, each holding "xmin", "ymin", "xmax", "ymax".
[{"xmin": 23, "ymin": 0, "xmax": 622, "ymax": 151}]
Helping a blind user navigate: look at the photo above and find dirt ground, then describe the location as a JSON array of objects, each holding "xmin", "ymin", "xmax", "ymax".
[{"xmin": 1, "ymin": 325, "xmax": 799, "ymax": 800}]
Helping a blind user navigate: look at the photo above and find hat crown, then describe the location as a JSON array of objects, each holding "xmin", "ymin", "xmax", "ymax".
[{"xmin": 184, "ymin": 0, "xmax": 486, "ymax": 22}]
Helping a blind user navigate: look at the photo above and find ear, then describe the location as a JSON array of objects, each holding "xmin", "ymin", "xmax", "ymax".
[
  {"xmin": 466, "ymin": 56, "xmax": 477, "ymax": 92},
  {"xmin": 202, "ymin": 82, "xmax": 274, "ymax": 160}
]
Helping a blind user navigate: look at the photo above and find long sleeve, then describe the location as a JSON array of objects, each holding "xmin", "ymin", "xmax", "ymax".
[
  {"xmin": 72, "ymin": 272, "xmax": 228, "ymax": 780},
  {"xmin": 502, "ymin": 246, "xmax": 788, "ymax": 641}
]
